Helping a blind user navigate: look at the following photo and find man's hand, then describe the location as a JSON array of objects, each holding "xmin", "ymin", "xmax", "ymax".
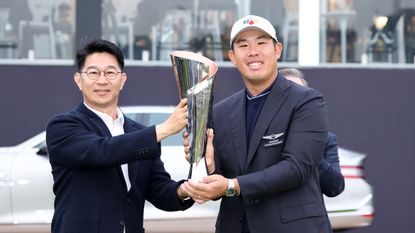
[
  {"xmin": 180, "ymin": 174, "xmax": 228, "ymax": 204},
  {"xmin": 156, "ymin": 98, "xmax": 187, "ymax": 142},
  {"xmin": 176, "ymin": 183, "xmax": 189, "ymax": 202},
  {"xmin": 183, "ymin": 128, "xmax": 215, "ymax": 174}
]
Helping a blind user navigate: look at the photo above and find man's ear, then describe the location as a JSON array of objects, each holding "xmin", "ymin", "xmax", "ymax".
[
  {"xmin": 74, "ymin": 73, "xmax": 82, "ymax": 91},
  {"xmin": 228, "ymin": 50, "xmax": 236, "ymax": 65},
  {"xmin": 120, "ymin": 73, "xmax": 127, "ymax": 90},
  {"xmin": 275, "ymin": 42, "xmax": 283, "ymax": 60}
]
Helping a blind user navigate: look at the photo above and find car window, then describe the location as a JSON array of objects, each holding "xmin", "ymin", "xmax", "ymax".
[
  {"xmin": 125, "ymin": 112, "xmax": 182, "ymax": 146},
  {"xmin": 35, "ymin": 140, "xmax": 48, "ymax": 156},
  {"xmin": 35, "ymin": 141, "xmax": 46, "ymax": 149}
]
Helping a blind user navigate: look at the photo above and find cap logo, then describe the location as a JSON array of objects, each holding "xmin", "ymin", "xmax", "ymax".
[{"xmin": 243, "ymin": 17, "xmax": 259, "ymax": 26}]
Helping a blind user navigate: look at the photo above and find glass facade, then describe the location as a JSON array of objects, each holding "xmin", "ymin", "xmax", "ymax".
[
  {"xmin": 0, "ymin": 0, "xmax": 75, "ymax": 59},
  {"xmin": 101, "ymin": 0, "xmax": 239, "ymax": 61},
  {"xmin": 321, "ymin": 0, "xmax": 415, "ymax": 64},
  {"xmin": 1, "ymin": 0, "xmax": 414, "ymax": 65}
]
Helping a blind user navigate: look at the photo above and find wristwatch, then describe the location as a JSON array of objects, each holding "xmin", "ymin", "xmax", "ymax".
[{"xmin": 225, "ymin": 179, "xmax": 236, "ymax": 197}]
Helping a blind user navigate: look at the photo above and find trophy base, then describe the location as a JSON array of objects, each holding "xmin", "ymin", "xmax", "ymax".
[{"xmin": 189, "ymin": 157, "xmax": 208, "ymax": 182}]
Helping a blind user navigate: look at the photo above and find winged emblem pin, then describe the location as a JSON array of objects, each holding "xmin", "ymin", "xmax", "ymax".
[{"xmin": 262, "ymin": 132, "xmax": 284, "ymax": 140}]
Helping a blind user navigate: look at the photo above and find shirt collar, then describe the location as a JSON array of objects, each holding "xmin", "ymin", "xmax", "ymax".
[
  {"xmin": 246, "ymin": 79, "xmax": 275, "ymax": 100},
  {"xmin": 83, "ymin": 102, "xmax": 124, "ymax": 129}
]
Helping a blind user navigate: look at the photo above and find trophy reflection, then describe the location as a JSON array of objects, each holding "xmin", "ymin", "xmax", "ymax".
[{"xmin": 170, "ymin": 51, "xmax": 217, "ymax": 181}]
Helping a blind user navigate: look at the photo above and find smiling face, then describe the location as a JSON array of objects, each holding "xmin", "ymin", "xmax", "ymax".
[
  {"xmin": 74, "ymin": 52, "xmax": 127, "ymax": 116},
  {"xmin": 228, "ymin": 29, "xmax": 282, "ymax": 96}
]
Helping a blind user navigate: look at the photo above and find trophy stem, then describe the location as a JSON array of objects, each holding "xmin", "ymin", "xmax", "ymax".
[{"xmin": 189, "ymin": 157, "xmax": 208, "ymax": 182}]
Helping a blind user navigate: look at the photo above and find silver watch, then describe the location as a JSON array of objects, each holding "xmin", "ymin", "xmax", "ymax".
[{"xmin": 225, "ymin": 179, "xmax": 236, "ymax": 197}]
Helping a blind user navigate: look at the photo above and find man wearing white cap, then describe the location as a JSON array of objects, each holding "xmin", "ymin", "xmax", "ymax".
[{"xmin": 182, "ymin": 15, "xmax": 332, "ymax": 233}]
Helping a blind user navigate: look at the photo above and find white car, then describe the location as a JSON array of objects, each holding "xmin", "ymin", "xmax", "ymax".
[{"xmin": 0, "ymin": 106, "xmax": 374, "ymax": 232}]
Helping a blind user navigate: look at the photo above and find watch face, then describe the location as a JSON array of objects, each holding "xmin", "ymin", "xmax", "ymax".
[
  {"xmin": 225, "ymin": 189, "xmax": 235, "ymax": 197},
  {"xmin": 226, "ymin": 186, "xmax": 236, "ymax": 196},
  {"xmin": 225, "ymin": 179, "xmax": 236, "ymax": 197}
]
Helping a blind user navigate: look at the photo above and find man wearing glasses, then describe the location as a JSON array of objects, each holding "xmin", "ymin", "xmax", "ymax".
[{"xmin": 46, "ymin": 39, "xmax": 194, "ymax": 233}]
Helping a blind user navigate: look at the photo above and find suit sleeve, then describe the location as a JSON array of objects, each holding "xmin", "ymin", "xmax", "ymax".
[
  {"xmin": 46, "ymin": 113, "xmax": 160, "ymax": 168},
  {"xmin": 237, "ymin": 89, "xmax": 329, "ymax": 199},
  {"xmin": 319, "ymin": 132, "xmax": 345, "ymax": 197},
  {"xmin": 146, "ymin": 157, "xmax": 194, "ymax": 211}
]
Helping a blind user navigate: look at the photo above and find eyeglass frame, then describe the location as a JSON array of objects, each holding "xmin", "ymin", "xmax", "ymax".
[{"xmin": 79, "ymin": 69, "xmax": 123, "ymax": 80}]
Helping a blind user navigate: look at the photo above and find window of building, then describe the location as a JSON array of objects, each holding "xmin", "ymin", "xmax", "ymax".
[
  {"xmin": 1, "ymin": 0, "xmax": 414, "ymax": 65},
  {"xmin": 0, "ymin": 0, "xmax": 76, "ymax": 60},
  {"xmin": 320, "ymin": 0, "xmax": 415, "ymax": 64},
  {"xmin": 102, "ymin": 0, "xmax": 239, "ymax": 62}
]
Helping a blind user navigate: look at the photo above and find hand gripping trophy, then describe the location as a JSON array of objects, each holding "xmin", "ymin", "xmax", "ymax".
[{"xmin": 170, "ymin": 51, "xmax": 218, "ymax": 182}]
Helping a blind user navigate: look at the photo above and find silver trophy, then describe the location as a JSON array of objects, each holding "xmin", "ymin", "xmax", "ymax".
[{"xmin": 170, "ymin": 51, "xmax": 217, "ymax": 181}]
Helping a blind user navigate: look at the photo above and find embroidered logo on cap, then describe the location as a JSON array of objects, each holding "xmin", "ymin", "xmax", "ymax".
[{"xmin": 243, "ymin": 17, "xmax": 259, "ymax": 26}]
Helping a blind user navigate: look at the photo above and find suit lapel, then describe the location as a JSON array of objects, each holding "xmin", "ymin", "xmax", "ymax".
[
  {"xmin": 77, "ymin": 103, "xmax": 112, "ymax": 137},
  {"xmin": 77, "ymin": 104, "xmax": 130, "ymax": 191},
  {"xmin": 246, "ymin": 76, "xmax": 290, "ymax": 168},
  {"xmin": 123, "ymin": 117, "xmax": 138, "ymax": 133},
  {"xmin": 123, "ymin": 119, "xmax": 139, "ymax": 188},
  {"xmin": 228, "ymin": 90, "xmax": 248, "ymax": 172}
]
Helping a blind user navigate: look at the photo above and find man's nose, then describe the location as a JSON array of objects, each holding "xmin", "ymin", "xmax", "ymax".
[{"xmin": 248, "ymin": 46, "xmax": 259, "ymax": 56}]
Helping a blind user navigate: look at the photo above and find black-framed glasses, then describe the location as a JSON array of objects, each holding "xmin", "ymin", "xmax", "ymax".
[{"xmin": 80, "ymin": 69, "xmax": 122, "ymax": 80}]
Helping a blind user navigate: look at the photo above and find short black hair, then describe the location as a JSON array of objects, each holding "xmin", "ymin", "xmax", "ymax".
[{"xmin": 75, "ymin": 39, "xmax": 124, "ymax": 71}]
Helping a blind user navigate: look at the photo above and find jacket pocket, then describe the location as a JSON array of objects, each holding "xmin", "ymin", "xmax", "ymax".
[
  {"xmin": 62, "ymin": 212, "xmax": 99, "ymax": 233},
  {"xmin": 280, "ymin": 203, "xmax": 325, "ymax": 223}
]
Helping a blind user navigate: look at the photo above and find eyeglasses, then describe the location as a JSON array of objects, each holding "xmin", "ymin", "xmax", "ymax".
[{"xmin": 80, "ymin": 69, "xmax": 122, "ymax": 80}]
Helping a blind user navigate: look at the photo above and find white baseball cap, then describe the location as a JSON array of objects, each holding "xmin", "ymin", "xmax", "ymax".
[{"xmin": 229, "ymin": 15, "xmax": 278, "ymax": 48}]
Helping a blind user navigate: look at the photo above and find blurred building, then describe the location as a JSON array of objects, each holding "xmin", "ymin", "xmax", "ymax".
[{"xmin": 0, "ymin": 0, "xmax": 415, "ymax": 64}]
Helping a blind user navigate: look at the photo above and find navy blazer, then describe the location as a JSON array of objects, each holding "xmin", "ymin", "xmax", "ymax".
[
  {"xmin": 46, "ymin": 104, "xmax": 192, "ymax": 233},
  {"xmin": 212, "ymin": 75, "xmax": 331, "ymax": 233},
  {"xmin": 319, "ymin": 132, "xmax": 345, "ymax": 197}
]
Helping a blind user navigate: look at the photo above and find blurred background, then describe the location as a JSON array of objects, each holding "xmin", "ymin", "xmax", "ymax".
[
  {"xmin": 1, "ymin": 0, "xmax": 414, "ymax": 232},
  {"xmin": 0, "ymin": 0, "xmax": 415, "ymax": 63}
]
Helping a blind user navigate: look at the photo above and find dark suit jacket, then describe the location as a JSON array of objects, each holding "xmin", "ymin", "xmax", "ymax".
[
  {"xmin": 46, "ymin": 104, "xmax": 192, "ymax": 233},
  {"xmin": 212, "ymin": 75, "xmax": 331, "ymax": 233},
  {"xmin": 319, "ymin": 132, "xmax": 345, "ymax": 197}
]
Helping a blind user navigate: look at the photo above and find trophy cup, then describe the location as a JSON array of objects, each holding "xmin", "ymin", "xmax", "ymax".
[{"xmin": 170, "ymin": 51, "xmax": 218, "ymax": 181}]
